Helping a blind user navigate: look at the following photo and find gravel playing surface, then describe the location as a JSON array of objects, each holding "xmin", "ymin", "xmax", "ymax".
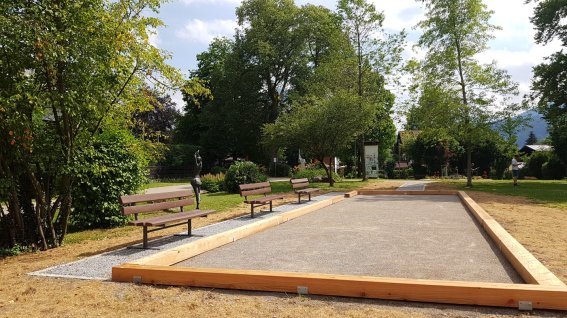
[
  {"xmin": 29, "ymin": 193, "xmax": 343, "ymax": 280},
  {"xmin": 176, "ymin": 195, "xmax": 523, "ymax": 284}
]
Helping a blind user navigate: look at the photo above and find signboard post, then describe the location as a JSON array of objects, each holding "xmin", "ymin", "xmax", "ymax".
[{"xmin": 364, "ymin": 144, "xmax": 379, "ymax": 178}]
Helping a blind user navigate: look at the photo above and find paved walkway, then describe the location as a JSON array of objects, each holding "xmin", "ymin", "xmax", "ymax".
[{"xmin": 397, "ymin": 180, "xmax": 433, "ymax": 191}]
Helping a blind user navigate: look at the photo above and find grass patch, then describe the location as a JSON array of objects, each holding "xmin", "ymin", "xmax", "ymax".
[
  {"xmin": 142, "ymin": 179, "xmax": 190, "ymax": 190},
  {"xmin": 439, "ymin": 179, "xmax": 567, "ymax": 208}
]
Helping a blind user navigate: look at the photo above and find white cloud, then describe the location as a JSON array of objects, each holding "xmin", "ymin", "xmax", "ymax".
[
  {"xmin": 148, "ymin": 28, "xmax": 160, "ymax": 48},
  {"xmin": 176, "ymin": 19, "xmax": 237, "ymax": 44}
]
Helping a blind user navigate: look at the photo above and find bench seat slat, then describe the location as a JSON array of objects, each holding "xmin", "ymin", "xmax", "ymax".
[
  {"xmin": 123, "ymin": 198, "xmax": 194, "ymax": 215},
  {"xmin": 129, "ymin": 210, "xmax": 214, "ymax": 227},
  {"xmin": 239, "ymin": 182, "xmax": 271, "ymax": 191},
  {"xmin": 120, "ymin": 190, "xmax": 192, "ymax": 205},
  {"xmin": 292, "ymin": 182, "xmax": 310, "ymax": 189},
  {"xmin": 240, "ymin": 187, "xmax": 272, "ymax": 197}
]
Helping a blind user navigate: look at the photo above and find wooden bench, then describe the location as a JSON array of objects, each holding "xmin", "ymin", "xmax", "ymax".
[
  {"xmin": 290, "ymin": 178, "xmax": 320, "ymax": 203},
  {"xmin": 119, "ymin": 190, "xmax": 214, "ymax": 248},
  {"xmin": 239, "ymin": 182, "xmax": 284, "ymax": 218}
]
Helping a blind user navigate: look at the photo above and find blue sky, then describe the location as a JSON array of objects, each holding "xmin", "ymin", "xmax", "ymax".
[{"xmin": 150, "ymin": 0, "xmax": 562, "ymax": 113}]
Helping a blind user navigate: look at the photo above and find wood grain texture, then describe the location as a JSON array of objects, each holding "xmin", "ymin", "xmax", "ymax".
[
  {"xmin": 112, "ymin": 265, "xmax": 567, "ymax": 310},
  {"xmin": 458, "ymin": 191, "xmax": 566, "ymax": 288}
]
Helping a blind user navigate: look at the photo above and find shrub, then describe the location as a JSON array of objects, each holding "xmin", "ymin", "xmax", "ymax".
[
  {"xmin": 268, "ymin": 162, "xmax": 292, "ymax": 177},
  {"xmin": 70, "ymin": 130, "xmax": 147, "ymax": 230},
  {"xmin": 293, "ymin": 168, "xmax": 341, "ymax": 182},
  {"xmin": 224, "ymin": 161, "xmax": 267, "ymax": 193},
  {"xmin": 201, "ymin": 173, "xmax": 225, "ymax": 193},
  {"xmin": 541, "ymin": 156, "xmax": 566, "ymax": 180},
  {"xmin": 209, "ymin": 166, "xmax": 226, "ymax": 175},
  {"xmin": 526, "ymin": 152, "xmax": 551, "ymax": 179}
]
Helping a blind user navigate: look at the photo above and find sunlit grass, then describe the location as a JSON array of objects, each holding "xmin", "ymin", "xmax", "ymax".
[{"xmin": 438, "ymin": 179, "xmax": 567, "ymax": 209}]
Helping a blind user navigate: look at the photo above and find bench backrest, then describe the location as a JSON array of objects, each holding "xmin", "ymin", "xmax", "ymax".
[
  {"xmin": 119, "ymin": 190, "xmax": 193, "ymax": 216},
  {"xmin": 239, "ymin": 182, "xmax": 272, "ymax": 199},
  {"xmin": 291, "ymin": 178, "xmax": 310, "ymax": 190}
]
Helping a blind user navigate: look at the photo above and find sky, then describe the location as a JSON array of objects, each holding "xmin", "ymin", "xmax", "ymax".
[{"xmin": 150, "ymin": 0, "xmax": 562, "ymax": 116}]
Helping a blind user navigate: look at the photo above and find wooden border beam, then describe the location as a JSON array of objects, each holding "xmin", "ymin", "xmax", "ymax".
[
  {"xmin": 112, "ymin": 191, "xmax": 567, "ymax": 311},
  {"xmin": 112, "ymin": 264, "xmax": 567, "ymax": 310}
]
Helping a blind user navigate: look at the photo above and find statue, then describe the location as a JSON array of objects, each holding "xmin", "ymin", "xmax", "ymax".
[{"xmin": 190, "ymin": 150, "xmax": 202, "ymax": 209}]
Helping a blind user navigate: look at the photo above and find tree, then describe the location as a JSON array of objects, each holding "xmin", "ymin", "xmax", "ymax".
[
  {"xmin": 529, "ymin": 0, "xmax": 567, "ymax": 168},
  {"xmin": 263, "ymin": 92, "xmax": 374, "ymax": 186},
  {"xmin": 132, "ymin": 90, "xmax": 180, "ymax": 144},
  {"xmin": 525, "ymin": 131, "xmax": 538, "ymax": 146},
  {"xmin": 236, "ymin": 0, "xmax": 306, "ymax": 122},
  {"xmin": 0, "ymin": 0, "xmax": 180, "ymax": 250},
  {"xmin": 337, "ymin": 0, "xmax": 405, "ymax": 180},
  {"xmin": 416, "ymin": 0, "xmax": 518, "ymax": 186}
]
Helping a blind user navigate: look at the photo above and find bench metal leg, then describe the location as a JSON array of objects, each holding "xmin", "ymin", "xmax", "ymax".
[
  {"xmin": 187, "ymin": 219, "xmax": 192, "ymax": 236},
  {"xmin": 269, "ymin": 201, "xmax": 273, "ymax": 212},
  {"xmin": 251, "ymin": 204, "xmax": 255, "ymax": 218},
  {"xmin": 308, "ymin": 193, "xmax": 311, "ymax": 201},
  {"xmin": 297, "ymin": 193, "xmax": 301, "ymax": 203},
  {"xmin": 143, "ymin": 226, "xmax": 148, "ymax": 249}
]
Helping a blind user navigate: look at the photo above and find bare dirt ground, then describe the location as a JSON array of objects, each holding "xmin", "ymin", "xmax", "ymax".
[{"xmin": 1, "ymin": 181, "xmax": 566, "ymax": 318}]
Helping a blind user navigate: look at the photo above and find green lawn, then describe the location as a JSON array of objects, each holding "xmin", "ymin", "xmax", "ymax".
[
  {"xmin": 141, "ymin": 179, "xmax": 190, "ymax": 190},
  {"xmin": 441, "ymin": 179, "xmax": 567, "ymax": 209},
  {"xmin": 198, "ymin": 179, "xmax": 369, "ymax": 212}
]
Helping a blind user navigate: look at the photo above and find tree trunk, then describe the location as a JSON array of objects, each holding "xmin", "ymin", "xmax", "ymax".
[
  {"xmin": 466, "ymin": 145, "xmax": 473, "ymax": 187},
  {"xmin": 320, "ymin": 157, "xmax": 334, "ymax": 187}
]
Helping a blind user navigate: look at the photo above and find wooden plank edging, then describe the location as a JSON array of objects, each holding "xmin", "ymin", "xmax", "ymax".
[
  {"xmin": 457, "ymin": 191, "xmax": 566, "ymax": 288},
  {"xmin": 112, "ymin": 264, "xmax": 567, "ymax": 310}
]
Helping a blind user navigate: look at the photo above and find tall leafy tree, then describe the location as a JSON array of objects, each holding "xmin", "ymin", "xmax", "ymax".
[
  {"xmin": 236, "ymin": 0, "xmax": 306, "ymax": 122},
  {"xmin": 416, "ymin": 0, "xmax": 518, "ymax": 186},
  {"xmin": 529, "ymin": 0, "xmax": 567, "ymax": 167},
  {"xmin": 337, "ymin": 0, "xmax": 404, "ymax": 179},
  {"xmin": 0, "ymin": 0, "xmax": 180, "ymax": 249}
]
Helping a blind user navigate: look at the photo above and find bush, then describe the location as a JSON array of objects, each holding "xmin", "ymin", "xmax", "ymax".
[
  {"xmin": 541, "ymin": 156, "xmax": 566, "ymax": 180},
  {"xmin": 268, "ymin": 162, "xmax": 292, "ymax": 177},
  {"xmin": 201, "ymin": 173, "xmax": 225, "ymax": 193},
  {"xmin": 70, "ymin": 130, "xmax": 147, "ymax": 230},
  {"xmin": 209, "ymin": 166, "xmax": 226, "ymax": 175},
  {"xmin": 392, "ymin": 168, "xmax": 413, "ymax": 179},
  {"xmin": 526, "ymin": 152, "xmax": 551, "ymax": 179},
  {"xmin": 292, "ymin": 168, "xmax": 341, "ymax": 182},
  {"xmin": 224, "ymin": 161, "xmax": 267, "ymax": 193}
]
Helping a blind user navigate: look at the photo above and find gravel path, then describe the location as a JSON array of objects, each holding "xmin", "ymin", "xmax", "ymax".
[{"xmin": 29, "ymin": 192, "xmax": 343, "ymax": 280}]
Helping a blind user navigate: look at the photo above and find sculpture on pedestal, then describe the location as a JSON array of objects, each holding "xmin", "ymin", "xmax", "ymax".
[{"xmin": 190, "ymin": 150, "xmax": 202, "ymax": 209}]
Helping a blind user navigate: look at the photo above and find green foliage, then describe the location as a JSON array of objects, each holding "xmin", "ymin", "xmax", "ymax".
[
  {"xmin": 391, "ymin": 168, "xmax": 414, "ymax": 179},
  {"xmin": 70, "ymin": 130, "xmax": 147, "ymax": 230},
  {"xmin": 529, "ymin": 1, "xmax": 567, "ymax": 170},
  {"xmin": 0, "ymin": 0, "xmax": 181, "ymax": 249},
  {"xmin": 541, "ymin": 155, "xmax": 566, "ymax": 180},
  {"xmin": 209, "ymin": 166, "xmax": 227, "ymax": 175},
  {"xmin": 201, "ymin": 173, "xmax": 225, "ymax": 193},
  {"xmin": 415, "ymin": 0, "xmax": 519, "ymax": 186},
  {"xmin": 160, "ymin": 144, "xmax": 200, "ymax": 168},
  {"xmin": 526, "ymin": 152, "xmax": 552, "ymax": 179},
  {"xmin": 224, "ymin": 161, "xmax": 268, "ymax": 193},
  {"xmin": 268, "ymin": 162, "xmax": 292, "ymax": 177},
  {"xmin": 293, "ymin": 168, "xmax": 341, "ymax": 182},
  {"xmin": 0, "ymin": 244, "xmax": 30, "ymax": 257}
]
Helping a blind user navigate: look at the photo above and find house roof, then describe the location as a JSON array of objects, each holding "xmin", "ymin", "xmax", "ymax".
[{"xmin": 520, "ymin": 144, "xmax": 553, "ymax": 153}]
